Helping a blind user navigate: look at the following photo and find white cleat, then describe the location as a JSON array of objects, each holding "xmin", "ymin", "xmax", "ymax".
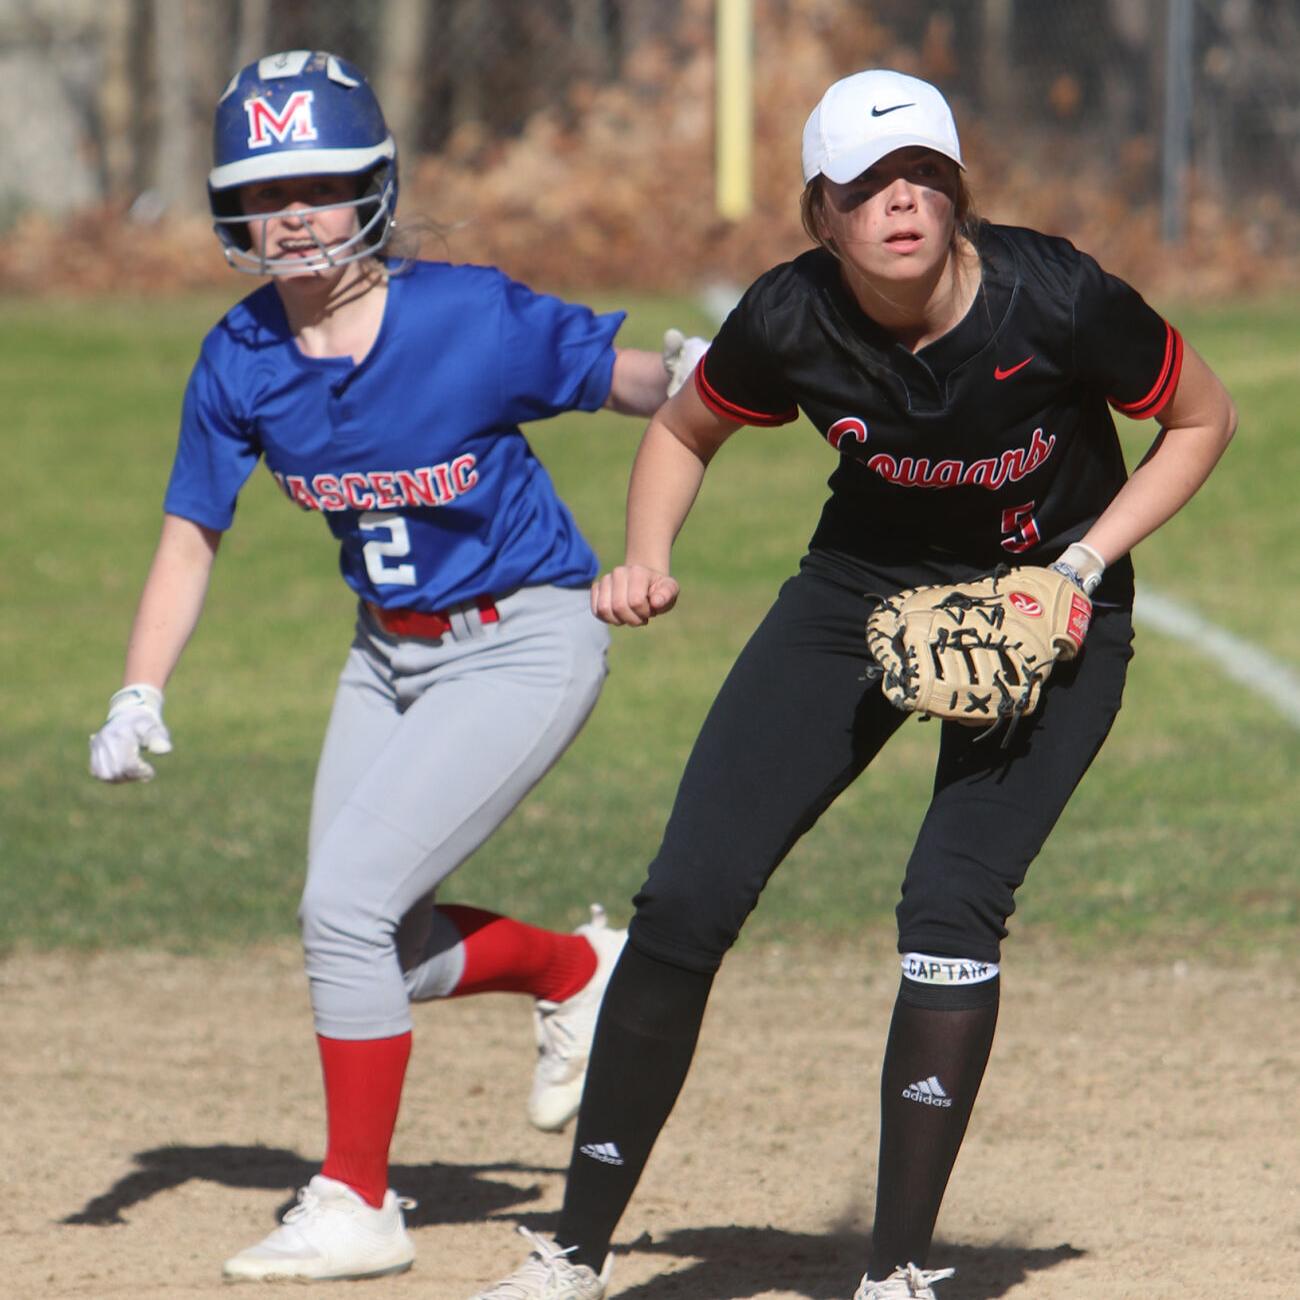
[
  {"xmin": 470, "ymin": 1226, "xmax": 611, "ymax": 1300},
  {"xmin": 221, "ymin": 1174, "xmax": 415, "ymax": 1282},
  {"xmin": 853, "ymin": 1263, "xmax": 956, "ymax": 1299},
  {"xmin": 527, "ymin": 903, "xmax": 627, "ymax": 1133}
]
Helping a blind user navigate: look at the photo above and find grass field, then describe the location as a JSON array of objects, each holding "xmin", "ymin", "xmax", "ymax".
[{"xmin": 2, "ymin": 289, "xmax": 1297, "ymax": 960}]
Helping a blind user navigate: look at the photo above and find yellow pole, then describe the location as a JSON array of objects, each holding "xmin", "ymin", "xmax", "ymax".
[{"xmin": 715, "ymin": 0, "xmax": 753, "ymax": 220}]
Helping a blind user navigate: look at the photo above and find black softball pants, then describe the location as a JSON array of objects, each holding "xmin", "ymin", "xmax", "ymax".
[{"xmin": 628, "ymin": 557, "xmax": 1134, "ymax": 970}]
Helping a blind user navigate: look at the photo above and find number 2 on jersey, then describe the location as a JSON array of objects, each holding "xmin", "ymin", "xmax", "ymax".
[
  {"xmin": 1000, "ymin": 501, "xmax": 1041, "ymax": 554},
  {"xmin": 360, "ymin": 512, "xmax": 417, "ymax": 586}
]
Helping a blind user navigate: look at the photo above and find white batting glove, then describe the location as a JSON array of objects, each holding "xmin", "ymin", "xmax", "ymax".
[
  {"xmin": 89, "ymin": 684, "xmax": 173, "ymax": 783},
  {"xmin": 662, "ymin": 328, "xmax": 710, "ymax": 398}
]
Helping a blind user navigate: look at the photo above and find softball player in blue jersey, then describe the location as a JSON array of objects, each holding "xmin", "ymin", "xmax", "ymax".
[{"xmin": 87, "ymin": 50, "xmax": 705, "ymax": 1284}]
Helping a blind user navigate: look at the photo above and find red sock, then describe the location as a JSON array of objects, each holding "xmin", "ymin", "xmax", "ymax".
[
  {"xmin": 317, "ymin": 1031, "xmax": 412, "ymax": 1208},
  {"xmin": 439, "ymin": 905, "xmax": 597, "ymax": 1002}
]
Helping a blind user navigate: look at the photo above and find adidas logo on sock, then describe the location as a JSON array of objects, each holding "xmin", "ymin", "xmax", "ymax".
[
  {"xmin": 902, "ymin": 1075, "xmax": 953, "ymax": 1108},
  {"xmin": 579, "ymin": 1141, "xmax": 625, "ymax": 1166}
]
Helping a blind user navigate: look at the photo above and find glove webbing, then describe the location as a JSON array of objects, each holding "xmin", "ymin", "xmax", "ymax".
[{"xmin": 868, "ymin": 569, "xmax": 1051, "ymax": 747}]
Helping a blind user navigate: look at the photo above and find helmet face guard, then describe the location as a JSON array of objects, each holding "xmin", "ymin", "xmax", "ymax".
[
  {"xmin": 211, "ymin": 171, "xmax": 397, "ymax": 275},
  {"xmin": 208, "ymin": 50, "xmax": 398, "ymax": 277}
]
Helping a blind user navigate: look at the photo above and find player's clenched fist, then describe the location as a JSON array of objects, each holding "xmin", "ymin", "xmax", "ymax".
[
  {"xmin": 89, "ymin": 683, "xmax": 173, "ymax": 783},
  {"xmin": 591, "ymin": 565, "xmax": 680, "ymax": 626}
]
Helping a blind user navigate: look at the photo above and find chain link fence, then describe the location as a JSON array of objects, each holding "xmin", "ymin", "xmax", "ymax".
[{"xmin": 1, "ymin": 0, "xmax": 1296, "ymax": 296}]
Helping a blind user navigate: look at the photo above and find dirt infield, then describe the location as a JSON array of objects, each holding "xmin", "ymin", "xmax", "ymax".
[{"xmin": 4, "ymin": 941, "xmax": 1295, "ymax": 1299}]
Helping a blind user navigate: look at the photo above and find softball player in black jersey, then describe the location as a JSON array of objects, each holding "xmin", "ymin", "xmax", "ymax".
[{"xmin": 474, "ymin": 70, "xmax": 1237, "ymax": 1300}]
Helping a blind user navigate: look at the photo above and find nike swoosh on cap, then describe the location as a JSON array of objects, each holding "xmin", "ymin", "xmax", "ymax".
[
  {"xmin": 994, "ymin": 356, "xmax": 1035, "ymax": 380},
  {"xmin": 871, "ymin": 102, "xmax": 915, "ymax": 117}
]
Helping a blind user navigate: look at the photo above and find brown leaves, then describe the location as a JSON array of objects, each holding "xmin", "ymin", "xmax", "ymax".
[{"xmin": 3, "ymin": 2, "xmax": 1294, "ymax": 304}]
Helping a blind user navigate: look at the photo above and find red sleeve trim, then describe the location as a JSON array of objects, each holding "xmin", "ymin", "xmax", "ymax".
[
  {"xmin": 694, "ymin": 358, "xmax": 798, "ymax": 427},
  {"xmin": 1110, "ymin": 323, "xmax": 1184, "ymax": 420}
]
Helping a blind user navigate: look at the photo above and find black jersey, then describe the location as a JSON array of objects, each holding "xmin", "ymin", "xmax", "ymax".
[{"xmin": 695, "ymin": 223, "xmax": 1183, "ymax": 602}]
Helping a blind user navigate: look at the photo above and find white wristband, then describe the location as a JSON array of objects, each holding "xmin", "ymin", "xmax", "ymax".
[
  {"xmin": 1052, "ymin": 542, "xmax": 1105, "ymax": 596},
  {"xmin": 107, "ymin": 683, "xmax": 165, "ymax": 719}
]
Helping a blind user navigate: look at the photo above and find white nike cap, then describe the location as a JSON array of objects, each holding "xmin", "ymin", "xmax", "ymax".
[{"xmin": 801, "ymin": 69, "xmax": 964, "ymax": 185}]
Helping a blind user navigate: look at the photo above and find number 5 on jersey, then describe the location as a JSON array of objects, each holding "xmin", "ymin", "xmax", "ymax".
[{"xmin": 1001, "ymin": 500, "xmax": 1041, "ymax": 554}]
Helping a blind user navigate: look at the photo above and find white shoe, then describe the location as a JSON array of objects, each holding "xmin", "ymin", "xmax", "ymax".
[
  {"xmin": 470, "ymin": 1226, "xmax": 611, "ymax": 1300},
  {"xmin": 221, "ymin": 1174, "xmax": 416, "ymax": 1282},
  {"xmin": 853, "ymin": 1263, "xmax": 956, "ymax": 1299},
  {"xmin": 527, "ymin": 903, "xmax": 627, "ymax": 1132}
]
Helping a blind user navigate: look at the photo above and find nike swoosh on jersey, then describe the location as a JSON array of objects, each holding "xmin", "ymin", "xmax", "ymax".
[
  {"xmin": 871, "ymin": 102, "xmax": 915, "ymax": 117},
  {"xmin": 994, "ymin": 356, "xmax": 1035, "ymax": 380}
]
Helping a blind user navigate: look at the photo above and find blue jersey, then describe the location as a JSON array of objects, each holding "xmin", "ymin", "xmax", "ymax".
[{"xmin": 164, "ymin": 260, "xmax": 624, "ymax": 610}]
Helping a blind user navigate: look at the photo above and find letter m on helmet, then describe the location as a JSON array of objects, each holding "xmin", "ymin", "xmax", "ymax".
[{"xmin": 245, "ymin": 91, "xmax": 317, "ymax": 148}]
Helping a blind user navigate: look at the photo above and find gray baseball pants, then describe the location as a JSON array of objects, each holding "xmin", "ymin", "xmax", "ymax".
[{"xmin": 300, "ymin": 584, "xmax": 609, "ymax": 1039}]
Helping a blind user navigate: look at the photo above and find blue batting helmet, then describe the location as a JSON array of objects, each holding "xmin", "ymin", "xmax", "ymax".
[{"xmin": 208, "ymin": 50, "xmax": 398, "ymax": 275}]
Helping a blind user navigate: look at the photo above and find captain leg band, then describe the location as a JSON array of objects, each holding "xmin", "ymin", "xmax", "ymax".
[{"xmin": 899, "ymin": 951, "xmax": 1000, "ymax": 1009}]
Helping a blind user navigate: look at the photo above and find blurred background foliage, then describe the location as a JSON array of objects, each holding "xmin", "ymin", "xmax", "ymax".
[{"xmin": 1, "ymin": 0, "xmax": 1297, "ymax": 300}]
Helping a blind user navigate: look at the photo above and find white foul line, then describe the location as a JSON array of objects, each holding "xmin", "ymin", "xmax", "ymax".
[{"xmin": 1134, "ymin": 585, "xmax": 1300, "ymax": 729}]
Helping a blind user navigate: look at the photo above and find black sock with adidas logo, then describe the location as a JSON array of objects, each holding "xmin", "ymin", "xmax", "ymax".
[
  {"xmin": 867, "ymin": 972, "xmax": 1000, "ymax": 1280},
  {"xmin": 556, "ymin": 943, "xmax": 714, "ymax": 1272}
]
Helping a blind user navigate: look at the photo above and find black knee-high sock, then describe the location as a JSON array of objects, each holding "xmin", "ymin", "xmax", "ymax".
[
  {"xmin": 555, "ymin": 943, "xmax": 714, "ymax": 1271},
  {"xmin": 867, "ymin": 974, "xmax": 1000, "ymax": 1280}
]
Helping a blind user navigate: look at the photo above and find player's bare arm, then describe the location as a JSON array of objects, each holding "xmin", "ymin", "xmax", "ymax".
[
  {"xmin": 604, "ymin": 347, "xmax": 671, "ymax": 416},
  {"xmin": 591, "ymin": 382, "xmax": 738, "ymax": 627},
  {"xmin": 89, "ymin": 514, "xmax": 221, "ymax": 783},
  {"xmin": 123, "ymin": 514, "xmax": 222, "ymax": 690},
  {"xmin": 604, "ymin": 332, "xmax": 709, "ymax": 417},
  {"xmin": 1080, "ymin": 341, "xmax": 1237, "ymax": 567}
]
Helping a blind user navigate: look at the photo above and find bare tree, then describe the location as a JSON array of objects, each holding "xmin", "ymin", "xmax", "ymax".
[
  {"xmin": 979, "ymin": 0, "xmax": 1015, "ymax": 126},
  {"xmin": 377, "ymin": 0, "xmax": 430, "ymax": 163},
  {"xmin": 447, "ymin": 0, "xmax": 490, "ymax": 130},
  {"xmin": 569, "ymin": 0, "xmax": 614, "ymax": 79},
  {"xmin": 93, "ymin": 0, "xmax": 134, "ymax": 201},
  {"xmin": 151, "ymin": 0, "xmax": 194, "ymax": 212},
  {"xmin": 234, "ymin": 0, "xmax": 271, "ymax": 72},
  {"xmin": 1101, "ymin": 0, "xmax": 1156, "ymax": 148}
]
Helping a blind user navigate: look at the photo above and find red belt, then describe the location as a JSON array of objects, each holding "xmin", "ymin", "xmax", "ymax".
[{"xmin": 366, "ymin": 595, "xmax": 499, "ymax": 640}]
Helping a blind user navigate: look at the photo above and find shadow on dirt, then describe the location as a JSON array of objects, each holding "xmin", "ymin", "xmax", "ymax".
[
  {"xmin": 64, "ymin": 1146, "xmax": 1083, "ymax": 1298},
  {"xmin": 618, "ymin": 1226, "xmax": 1084, "ymax": 1300},
  {"xmin": 62, "ymin": 1143, "xmax": 557, "ymax": 1228},
  {"xmin": 467, "ymin": 1217, "xmax": 1085, "ymax": 1299}
]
